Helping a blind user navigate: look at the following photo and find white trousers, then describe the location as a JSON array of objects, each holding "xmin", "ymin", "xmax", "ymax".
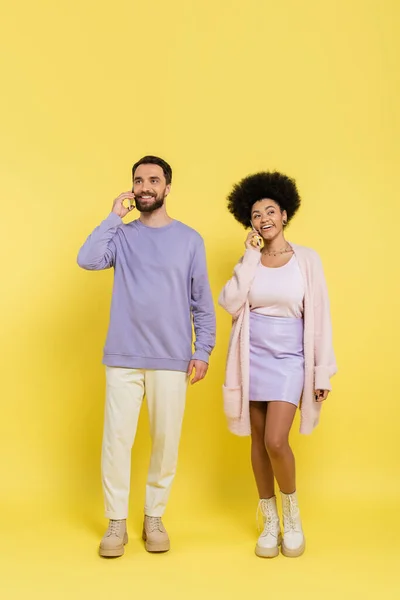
[{"xmin": 102, "ymin": 367, "xmax": 188, "ymax": 519}]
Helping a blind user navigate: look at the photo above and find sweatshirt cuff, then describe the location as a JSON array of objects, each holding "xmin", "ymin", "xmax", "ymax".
[
  {"xmin": 191, "ymin": 349, "xmax": 210, "ymax": 364},
  {"xmin": 242, "ymin": 248, "xmax": 262, "ymax": 267},
  {"xmin": 106, "ymin": 212, "xmax": 123, "ymax": 227},
  {"xmin": 314, "ymin": 366, "xmax": 333, "ymax": 391}
]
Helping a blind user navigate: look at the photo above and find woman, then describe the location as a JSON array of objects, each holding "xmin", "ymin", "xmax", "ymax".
[{"xmin": 219, "ymin": 171, "xmax": 336, "ymax": 559}]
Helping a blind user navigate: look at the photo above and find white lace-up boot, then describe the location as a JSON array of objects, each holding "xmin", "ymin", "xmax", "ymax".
[
  {"xmin": 281, "ymin": 491, "xmax": 305, "ymax": 557},
  {"xmin": 255, "ymin": 497, "xmax": 282, "ymax": 558},
  {"xmin": 99, "ymin": 519, "xmax": 128, "ymax": 557}
]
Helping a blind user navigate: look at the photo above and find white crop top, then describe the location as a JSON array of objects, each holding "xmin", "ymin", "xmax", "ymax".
[{"xmin": 248, "ymin": 255, "xmax": 305, "ymax": 318}]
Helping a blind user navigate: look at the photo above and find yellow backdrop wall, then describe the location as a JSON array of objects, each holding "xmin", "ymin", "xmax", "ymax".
[{"xmin": 1, "ymin": 1, "xmax": 399, "ymax": 598}]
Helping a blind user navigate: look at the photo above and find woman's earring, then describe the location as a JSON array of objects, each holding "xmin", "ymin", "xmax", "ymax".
[{"xmin": 282, "ymin": 219, "xmax": 287, "ymax": 226}]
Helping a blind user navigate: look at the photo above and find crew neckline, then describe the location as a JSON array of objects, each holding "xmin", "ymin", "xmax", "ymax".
[{"xmin": 136, "ymin": 219, "xmax": 177, "ymax": 231}]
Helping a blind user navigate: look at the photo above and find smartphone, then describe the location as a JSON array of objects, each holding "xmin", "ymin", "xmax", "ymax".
[
  {"xmin": 128, "ymin": 188, "xmax": 136, "ymax": 209},
  {"xmin": 250, "ymin": 221, "xmax": 262, "ymax": 247}
]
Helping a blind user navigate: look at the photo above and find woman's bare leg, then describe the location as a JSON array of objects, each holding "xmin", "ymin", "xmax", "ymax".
[
  {"xmin": 250, "ymin": 401, "xmax": 275, "ymax": 498},
  {"xmin": 264, "ymin": 401, "xmax": 297, "ymax": 494}
]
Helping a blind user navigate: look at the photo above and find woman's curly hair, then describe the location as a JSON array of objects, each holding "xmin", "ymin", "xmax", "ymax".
[{"xmin": 227, "ymin": 171, "xmax": 301, "ymax": 228}]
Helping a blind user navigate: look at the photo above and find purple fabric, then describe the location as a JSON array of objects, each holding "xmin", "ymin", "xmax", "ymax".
[
  {"xmin": 249, "ymin": 312, "xmax": 304, "ymax": 405},
  {"xmin": 77, "ymin": 213, "xmax": 216, "ymax": 372}
]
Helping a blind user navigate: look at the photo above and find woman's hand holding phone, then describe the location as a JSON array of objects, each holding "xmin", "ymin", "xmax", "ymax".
[{"xmin": 245, "ymin": 229, "xmax": 262, "ymax": 252}]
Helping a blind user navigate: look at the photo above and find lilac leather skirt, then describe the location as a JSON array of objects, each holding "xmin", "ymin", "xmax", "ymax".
[{"xmin": 249, "ymin": 312, "xmax": 305, "ymax": 406}]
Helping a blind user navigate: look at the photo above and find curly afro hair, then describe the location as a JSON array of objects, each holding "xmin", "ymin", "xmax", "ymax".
[{"xmin": 227, "ymin": 171, "xmax": 301, "ymax": 228}]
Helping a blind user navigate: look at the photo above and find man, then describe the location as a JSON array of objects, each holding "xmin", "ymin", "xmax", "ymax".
[{"xmin": 77, "ymin": 156, "xmax": 216, "ymax": 557}]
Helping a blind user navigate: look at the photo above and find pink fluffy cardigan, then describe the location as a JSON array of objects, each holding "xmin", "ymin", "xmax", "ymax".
[{"xmin": 218, "ymin": 243, "xmax": 337, "ymax": 436}]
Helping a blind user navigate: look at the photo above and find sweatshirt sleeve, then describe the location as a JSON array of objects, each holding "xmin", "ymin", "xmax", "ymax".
[
  {"xmin": 312, "ymin": 253, "xmax": 337, "ymax": 390},
  {"xmin": 218, "ymin": 249, "xmax": 261, "ymax": 317},
  {"xmin": 77, "ymin": 213, "xmax": 122, "ymax": 270},
  {"xmin": 190, "ymin": 238, "xmax": 216, "ymax": 363}
]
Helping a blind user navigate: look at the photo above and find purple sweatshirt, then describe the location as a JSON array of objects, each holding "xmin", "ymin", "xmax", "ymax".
[{"xmin": 77, "ymin": 213, "xmax": 216, "ymax": 372}]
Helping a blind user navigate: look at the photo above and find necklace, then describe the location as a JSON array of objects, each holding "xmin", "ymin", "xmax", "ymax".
[{"xmin": 261, "ymin": 244, "xmax": 293, "ymax": 257}]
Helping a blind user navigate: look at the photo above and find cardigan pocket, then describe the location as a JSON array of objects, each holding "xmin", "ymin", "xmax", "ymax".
[{"xmin": 222, "ymin": 385, "xmax": 242, "ymax": 419}]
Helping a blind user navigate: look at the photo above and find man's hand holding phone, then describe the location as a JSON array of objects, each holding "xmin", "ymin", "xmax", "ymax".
[{"xmin": 112, "ymin": 192, "xmax": 135, "ymax": 218}]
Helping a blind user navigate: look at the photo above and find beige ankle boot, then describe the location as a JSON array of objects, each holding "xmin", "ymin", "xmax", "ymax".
[
  {"xmin": 281, "ymin": 491, "xmax": 305, "ymax": 557},
  {"xmin": 255, "ymin": 497, "xmax": 282, "ymax": 558},
  {"xmin": 142, "ymin": 516, "xmax": 170, "ymax": 553},
  {"xmin": 99, "ymin": 519, "xmax": 128, "ymax": 557}
]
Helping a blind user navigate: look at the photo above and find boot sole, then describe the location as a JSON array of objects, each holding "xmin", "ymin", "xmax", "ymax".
[
  {"xmin": 255, "ymin": 533, "xmax": 282, "ymax": 558},
  {"xmin": 142, "ymin": 530, "xmax": 170, "ymax": 553},
  {"xmin": 255, "ymin": 545, "xmax": 280, "ymax": 558},
  {"xmin": 99, "ymin": 532, "xmax": 128, "ymax": 558},
  {"xmin": 281, "ymin": 538, "xmax": 305, "ymax": 558}
]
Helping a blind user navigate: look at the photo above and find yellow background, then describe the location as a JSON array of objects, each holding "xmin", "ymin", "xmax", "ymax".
[{"xmin": 1, "ymin": 0, "xmax": 399, "ymax": 598}]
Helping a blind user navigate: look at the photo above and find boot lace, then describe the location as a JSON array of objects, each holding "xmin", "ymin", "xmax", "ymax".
[
  {"xmin": 284, "ymin": 495, "xmax": 301, "ymax": 532},
  {"xmin": 108, "ymin": 519, "xmax": 123, "ymax": 536},
  {"xmin": 256, "ymin": 499, "xmax": 277, "ymax": 536},
  {"xmin": 146, "ymin": 516, "xmax": 164, "ymax": 533}
]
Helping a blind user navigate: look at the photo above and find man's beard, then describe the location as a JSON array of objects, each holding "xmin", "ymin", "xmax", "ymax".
[{"xmin": 135, "ymin": 193, "xmax": 165, "ymax": 213}]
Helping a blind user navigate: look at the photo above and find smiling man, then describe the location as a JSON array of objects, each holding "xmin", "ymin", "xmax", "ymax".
[{"xmin": 77, "ymin": 155, "xmax": 216, "ymax": 558}]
